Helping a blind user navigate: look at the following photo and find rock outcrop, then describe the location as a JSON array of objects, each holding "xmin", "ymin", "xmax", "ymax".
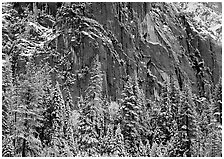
[
  {"xmin": 59, "ymin": 2, "xmax": 221, "ymax": 103},
  {"xmin": 9, "ymin": 2, "xmax": 222, "ymax": 105}
]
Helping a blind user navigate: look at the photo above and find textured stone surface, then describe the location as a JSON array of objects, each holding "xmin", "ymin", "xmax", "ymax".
[
  {"xmin": 63, "ymin": 2, "xmax": 221, "ymax": 102},
  {"xmin": 12, "ymin": 2, "xmax": 222, "ymax": 104}
]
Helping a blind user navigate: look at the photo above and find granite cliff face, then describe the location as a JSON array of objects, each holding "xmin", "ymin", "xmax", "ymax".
[
  {"xmin": 6, "ymin": 2, "xmax": 222, "ymax": 104},
  {"xmin": 53, "ymin": 2, "xmax": 221, "ymax": 103}
]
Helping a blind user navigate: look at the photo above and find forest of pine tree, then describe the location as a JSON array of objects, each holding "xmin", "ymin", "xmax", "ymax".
[{"xmin": 1, "ymin": 2, "xmax": 222, "ymax": 157}]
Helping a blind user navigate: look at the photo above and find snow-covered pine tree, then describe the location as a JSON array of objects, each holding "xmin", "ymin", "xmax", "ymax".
[
  {"xmin": 201, "ymin": 85, "xmax": 222, "ymax": 157},
  {"xmin": 153, "ymin": 79, "xmax": 180, "ymax": 147},
  {"xmin": 98, "ymin": 123, "xmax": 114, "ymax": 156},
  {"xmin": 2, "ymin": 61, "xmax": 15, "ymax": 157},
  {"xmin": 154, "ymin": 82, "xmax": 172, "ymax": 145},
  {"xmin": 98, "ymin": 121, "xmax": 127, "ymax": 157},
  {"xmin": 204, "ymin": 117, "xmax": 222, "ymax": 157},
  {"xmin": 13, "ymin": 62, "xmax": 47, "ymax": 157},
  {"xmin": 2, "ymin": 63, "xmax": 12, "ymax": 136},
  {"xmin": 190, "ymin": 95, "xmax": 221, "ymax": 157},
  {"xmin": 165, "ymin": 79, "xmax": 181, "ymax": 145},
  {"xmin": 191, "ymin": 96, "xmax": 209, "ymax": 157},
  {"xmin": 63, "ymin": 87, "xmax": 76, "ymax": 156},
  {"xmin": 39, "ymin": 86, "xmax": 52, "ymax": 148},
  {"xmin": 176, "ymin": 84, "xmax": 198, "ymax": 157},
  {"xmin": 77, "ymin": 54, "xmax": 104, "ymax": 156},
  {"xmin": 166, "ymin": 121, "xmax": 182, "ymax": 157},
  {"xmin": 49, "ymin": 81, "xmax": 72, "ymax": 157},
  {"xmin": 133, "ymin": 70, "xmax": 152, "ymax": 154},
  {"xmin": 113, "ymin": 124, "xmax": 127, "ymax": 156},
  {"xmin": 120, "ymin": 75, "xmax": 142, "ymax": 156}
]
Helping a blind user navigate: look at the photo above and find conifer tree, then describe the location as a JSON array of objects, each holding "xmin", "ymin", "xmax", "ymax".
[
  {"xmin": 154, "ymin": 82, "xmax": 172, "ymax": 145},
  {"xmin": 63, "ymin": 87, "xmax": 76, "ymax": 156},
  {"xmin": 77, "ymin": 55, "xmax": 104, "ymax": 156},
  {"xmin": 133, "ymin": 71, "xmax": 153, "ymax": 154},
  {"xmin": 203, "ymin": 95, "xmax": 222, "ymax": 157},
  {"xmin": 12, "ymin": 62, "xmax": 48, "ymax": 157},
  {"xmin": 166, "ymin": 82, "xmax": 198, "ymax": 157},
  {"xmin": 2, "ymin": 62, "xmax": 15, "ymax": 157},
  {"xmin": 204, "ymin": 118, "xmax": 222, "ymax": 157},
  {"xmin": 167, "ymin": 121, "xmax": 182, "ymax": 157},
  {"xmin": 191, "ymin": 96, "xmax": 212, "ymax": 156},
  {"xmin": 192, "ymin": 95, "xmax": 222, "ymax": 157},
  {"xmin": 2, "ymin": 63, "xmax": 12, "ymax": 135},
  {"xmin": 40, "ymin": 87, "xmax": 52, "ymax": 147},
  {"xmin": 154, "ymin": 79, "xmax": 180, "ymax": 147},
  {"xmin": 98, "ymin": 123, "xmax": 114, "ymax": 156},
  {"xmin": 176, "ymin": 85, "xmax": 198, "ymax": 157},
  {"xmin": 49, "ymin": 81, "xmax": 73, "ymax": 156},
  {"xmin": 120, "ymin": 75, "xmax": 142, "ymax": 156},
  {"xmin": 112, "ymin": 124, "xmax": 127, "ymax": 156}
]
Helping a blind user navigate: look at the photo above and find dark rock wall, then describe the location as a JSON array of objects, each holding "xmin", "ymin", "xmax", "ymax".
[
  {"xmin": 13, "ymin": 2, "xmax": 222, "ymax": 105},
  {"xmin": 64, "ymin": 2, "xmax": 221, "ymax": 102},
  {"xmin": 62, "ymin": 2, "xmax": 221, "ymax": 103}
]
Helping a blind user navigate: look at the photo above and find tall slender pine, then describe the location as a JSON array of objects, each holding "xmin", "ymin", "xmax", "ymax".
[{"xmin": 77, "ymin": 54, "xmax": 104, "ymax": 156}]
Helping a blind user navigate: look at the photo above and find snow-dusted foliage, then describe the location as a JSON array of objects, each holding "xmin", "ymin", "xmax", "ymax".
[{"xmin": 2, "ymin": 2, "xmax": 222, "ymax": 157}]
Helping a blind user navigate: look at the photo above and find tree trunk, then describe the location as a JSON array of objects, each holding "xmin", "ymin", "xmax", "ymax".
[
  {"xmin": 186, "ymin": 115, "xmax": 191, "ymax": 157},
  {"xmin": 22, "ymin": 138, "xmax": 26, "ymax": 157},
  {"xmin": 22, "ymin": 112, "xmax": 28, "ymax": 157}
]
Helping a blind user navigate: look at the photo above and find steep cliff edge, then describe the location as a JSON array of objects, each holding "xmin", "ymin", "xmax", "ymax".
[{"xmin": 3, "ymin": 2, "xmax": 222, "ymax": 104}]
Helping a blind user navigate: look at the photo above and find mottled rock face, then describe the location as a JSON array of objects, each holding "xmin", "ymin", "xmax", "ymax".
[
  {"xmin": 61, "ymin": 2, "xmax": 221, "ymax": 103},
  {"xmin": 11, "ymin": 2, "xmax": 221, "ymax": 104}
]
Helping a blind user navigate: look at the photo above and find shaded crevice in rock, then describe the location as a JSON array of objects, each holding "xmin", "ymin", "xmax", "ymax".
[{"xmin": 180, "ymin": 13, "xmax": 221, "ymax": 96}]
